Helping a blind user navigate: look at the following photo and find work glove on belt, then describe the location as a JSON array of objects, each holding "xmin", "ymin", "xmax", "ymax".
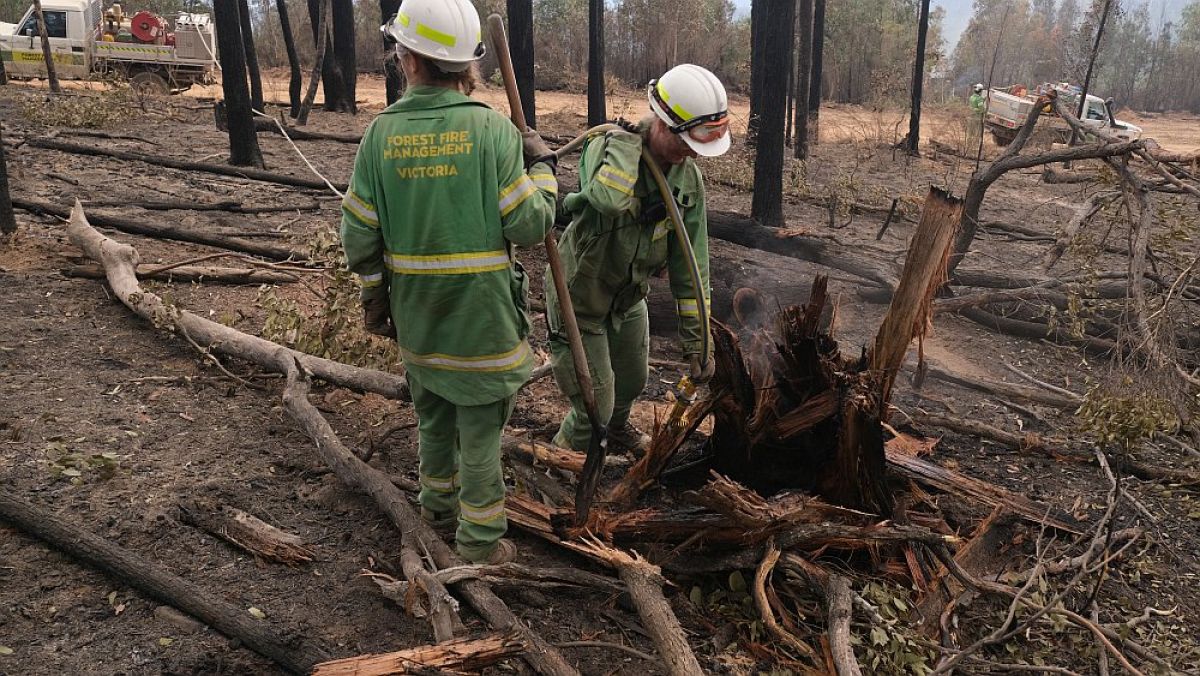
[
  {"xmin": 362, "ymin": 295, "xmax": 396, "ymax": 340},
  {"xmin": 688, "ymin": 353, "xmax": 715, "ymax": 385},
  {"xmin": 521, "ymin": 129, "xmax": 557, "ymax": 172}
]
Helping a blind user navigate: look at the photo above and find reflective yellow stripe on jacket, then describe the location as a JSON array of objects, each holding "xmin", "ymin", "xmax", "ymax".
[
  {"xmin": 499, "ymin": 174, "xmax": 537, "ymax": 217},
  {"xmin": 357, "ymin": 272, "xmax": 384, "ymax": 288},
  {"xmin": 342, "ymin": 189, "xmax": 379, "ymax": 229},
  {"xmin": 596, "ymin": 165, "xmax": 637, "ymax": 196},
  {"xmin": 386, "ymin": 250, "xmax": 510, "ymax": 275},
  {"xmin": 530, "ymin": 170, "xmax": 558, "ymax": 195},
  {"xmin": 401, "ymin": 341, "xmax": 531, "ymax": 373}
]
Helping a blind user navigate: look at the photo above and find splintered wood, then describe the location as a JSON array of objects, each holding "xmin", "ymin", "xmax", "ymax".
[{"xmin": 312, "ymin": 632, "xmax": 526, "ymax": 675}]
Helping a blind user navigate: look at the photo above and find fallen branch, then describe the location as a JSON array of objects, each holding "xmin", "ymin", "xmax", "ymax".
[
  {"xmin": 371, "ymin": 562, "xmax": 623, "ymax": 597},
  {"xmin": 753, "ymin": 541, "xmax": 816, "ymax": 659},
  {"xmin": 276, "ymin": 355, "xmax": 578, "ymax": 675},
  {"xmin": 81, "ymin": 197, "xmax": 321, "ymax": 213},
  {"xmin": 0, "ymin": 489, "xmax": 326, "ymax": 673},
  {"xmin": 1040, "ymin": 192, "xmax": 1118, "ymax": 273},
  {"xmin": 26, "ymin": 136, "xmax": 346, "ymax": 193},
  {"xmin": 576, "ymin": 539, "xmax": 703, "ymax": 676},
  {"xmin": 178, "ymin": 498, "xmax": 315, "ymax": 565},
  {"xmin": 784, "ymin": 555, "xmax": 863, "ymax": 676},
  {"xmin": 312, "ymin": 632, "xmax": 526, "ymax": 675},
  {"xmin": 18, "ymin": 197, "xmax": 305, "ymax": 261},
  {"xmin": 63, "ymin": 263, "xmax": 299, "ymax": 285},
  {"xmin": 66, "ymin": 202, "xmax": 409, "ymax": 399}
]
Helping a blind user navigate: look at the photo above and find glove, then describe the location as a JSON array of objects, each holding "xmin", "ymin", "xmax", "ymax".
[
  {"xmin": 521, "ymin": 129, "xmax": 554, "ymax": 169},
  {"xmin": 689, "ymin": 354, "xmax": 715, "ymax": 385},
  {"xmin": 362, "ymin": 295, "xmax": 395, "ymax": 340}
]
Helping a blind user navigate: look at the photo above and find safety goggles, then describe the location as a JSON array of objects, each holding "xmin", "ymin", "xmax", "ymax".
[{"xmin": 649, "ymin": 79, "xmax": 730, "ymax": 141}]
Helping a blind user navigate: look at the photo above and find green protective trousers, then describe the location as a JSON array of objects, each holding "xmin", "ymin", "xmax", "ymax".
[
  {"xmin": 408, "ymin": 373, "xmax": 514, "ymax": 562},
  {"xmin": 549, "ymin": 299, "xmax": 650, "ymax": 451}
]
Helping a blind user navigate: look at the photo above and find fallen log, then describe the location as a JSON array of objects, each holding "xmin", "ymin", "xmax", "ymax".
[
  {"xmin": 372, "ymin": 562, "xmax": 624, "ymax": 597},
  {"xmin": 917, "ymin": 361, "xmax": 1082, "ymax": 409},
  {"xmin": 179, "ymin": 498, "xmax": 315, "ymax": 565},
  {"xmin": 81, "ymin": 198, "xmax": 322, "ymax": 213},
  {"xmin": 707, "ymin": 210, "xmax": 897, "ymax": 290},
  {"xmin": 214, "ymin": 101, "xmax": 363, "ymax": 145},
  {"xmin": 67, "ymin": 202, "xmax": 408, "ymax": 399},
  {"xmin": 958, "ymin": 306, "xmax": 1119, "ymax": 357},
  {"xmin": 276, "ymin": 355, "xmax": 578, "ymax": 676},
  {"xmin": 311, "ymin": 632, "xmax": 526, "ymax": 675},
  {"xmin": 26, "ymin": 137, "xmax": 346, "ymax": 192},
  {"xmin": 0, "ymin": 489, "xmax": 326, "ymax": 673},
  {"xmin": 63, "ymin": 263, "xmax": 299, "ymax": 285},
  {"xmin": 20, "ymin": 197, "xmax": 305, "ymax": 262},
  {"xmin": 577, "ymin": 540, "xmax": 703, "ymax": 676},
  {"xmin": 884, "ymin": 445, "xmax": 1084, "ymax": 533}
]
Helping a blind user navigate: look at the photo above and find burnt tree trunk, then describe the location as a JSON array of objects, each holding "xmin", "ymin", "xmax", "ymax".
[
  {"xmin": 785, "ymin": 41, "xmax": 794, "ymax": 147},
  {"xmin": 1068, "ymin": 0, "xmax": 1114, "ymax": 148},
  {"xmin": 749, "ymin": 0, "xmax": 796, "ymax": 228},
  {"xmin": 793, "ymin": 0, "xmax": 812, "ymax": 160},
  {"xmin": 307, "ymin": 0, "xmax": 346, "ymax": 113},
  {"xmin": 747, "ymin": 0, "xmax": 766, "ymax": 144},
  {"xmin": 297, "ymin": 0, "xmax": 331, "ymax": 126},
  {"xmin": 903, "ymin": 0, "xmax": 931, "ymax": 155},
  {"xmin": 0, "ymin": 126, "xmax": 14, "ymax": 236},
  {"xmin": 213, "ymin": 0, "xmax": 264, "ymax": 168},
  {"xmin": 31, "ymin": 0, "xmax": 60, "ymax": 93},
  {"xmin": 277, "ymin": 0, "xmax": 303, "ymax": 117},
  {"xmin": 237, "ymin": 0, "xmax": 264, "ymax": 112},
  {"xmin": 808, "ymin": 0, "xmax": 825, "ymax": 144},
  {"xmin": 331, "ymin": 0, "xmax": 356, "ymax": 114},
  {"xmin": 380, "ymin": 0, "xmax": 403, "ymax": 105},
  {"xmin": 507, "ymin": 0, "xmax": 536, "ymax": 128},
  {"xmin": 587, "ymin": 0, "xmax": 605, "ymax": 127}
]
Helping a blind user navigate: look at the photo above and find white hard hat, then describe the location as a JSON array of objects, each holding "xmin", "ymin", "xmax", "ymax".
[
  {"xmin": 647, "ymin": 64, "xmax": 731, "ymax": 157},
  {"xmin": 973, "ymin": 83, "xmax": 984, "ymax": 92},
  {"xmin": 382, "ymin": 0, "xmax": 484, "ymax": 72}
]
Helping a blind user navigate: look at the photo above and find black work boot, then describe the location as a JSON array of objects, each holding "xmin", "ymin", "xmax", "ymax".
[{"xmin": 609, "ymin": 421, "xmax": 651, "ymax": 456}]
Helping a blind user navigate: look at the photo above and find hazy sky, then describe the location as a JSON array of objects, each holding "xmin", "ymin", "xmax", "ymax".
[{"xmin": 730, "ymin": 0, "xmax": 1190, "ymax": 52}]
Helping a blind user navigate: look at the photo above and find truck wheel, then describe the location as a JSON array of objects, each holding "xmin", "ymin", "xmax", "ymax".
[
  {"xmin": 130, "ymin": 72, "xmax": 170, "ymax": 96},
  {"xmin": 990, "ymin": 130, "xmax": 1013, "ymax": 147}
]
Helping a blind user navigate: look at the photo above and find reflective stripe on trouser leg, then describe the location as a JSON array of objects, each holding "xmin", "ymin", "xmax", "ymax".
[
  {"xmin": 549, "ymin": 317, "xmax": 618, "ymax": 453},
  {"xmin": 408, "ymin": 374, "xmax": 460, "ymax": 519},
  {"xmin": 607, "ymin": 300, "xmax": 650, "ymax": 431},
  {"xmin": 454, "ymin": 393, "xmax": 515, "ymax": 562}
]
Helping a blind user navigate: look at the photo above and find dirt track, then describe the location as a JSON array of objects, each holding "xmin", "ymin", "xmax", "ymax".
[{"xmin": 1, "ymin": 80, "xmax": 1199, "ymax": 673}]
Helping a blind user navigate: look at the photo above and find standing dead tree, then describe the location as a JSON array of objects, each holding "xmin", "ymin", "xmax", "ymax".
[
  {"xmin": 31, "ymin": 0, "xmax": 60, "ymax": 93},
  {"xmin": 380, "ymin": 0, "xmax": 403, "ymax": 106},
  {"xmin": 0, "ymin": 125, "xmax": 15, "ymax": 236},
  {"xmin": 903, "ymin": 0, "xmax": 932, "ymax": 155},
  {"xmin": 792, "ymin": 0, "xmax": 812, "ymax": 160},
  {"xmin": 237, "ymin": 0, "xmax": 265, "ymax": 112},
  {"xmin": 808, "ymin": 0, "xmax": 825, "ymax": 144},
  {"xmin": 276, "ymin": 0, "xmax": 303, "ymax": 117},
  {"xmin": 213, "ymin": 0, "xmax": 264, "ymax": 168},
  {"xmin": 750, "ymin": 0, "xmax": 796, "ymax": 228},
  {"xmin": 507, "ymin": 0, "xmax": 536, "ymax": 128},
  {"xmin": 587, "ymin": 0, "xmax": 605, "ymax": 127},
  {"xmin": 297, "ymin": 0, "xmax": 331, "ymax": 126}
]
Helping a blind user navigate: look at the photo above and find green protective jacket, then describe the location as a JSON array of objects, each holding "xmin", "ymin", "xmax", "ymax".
[
  {"xmin": 341, "ymin": 85, "xmax": 557, "ymax": 406},
  {"xmin": 550, "ymin": 124, "xmax": 711, "ymax": 356},
  {"xmin": 969, "ymin": 92, "xmax": 986, "ymax": 115}
]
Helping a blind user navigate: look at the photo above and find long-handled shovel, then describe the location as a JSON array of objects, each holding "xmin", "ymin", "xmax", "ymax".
[{"xmin": 486, "ymin": 14, "xmax": 608, "ymax": 525}]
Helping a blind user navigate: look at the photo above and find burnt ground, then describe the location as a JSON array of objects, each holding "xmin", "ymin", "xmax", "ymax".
[{"xmin": 1, "ymin": 79, "xmax": 1199, "ymax": 675}]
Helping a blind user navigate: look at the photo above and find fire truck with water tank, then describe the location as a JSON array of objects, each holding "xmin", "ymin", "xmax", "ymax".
[{"xmin": 0, "ymin": 1, "xmax": 217, "ymax": 94}]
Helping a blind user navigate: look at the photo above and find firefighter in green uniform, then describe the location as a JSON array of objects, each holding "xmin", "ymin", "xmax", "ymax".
[
  {"xmin": 967, "ymin": 83, "xmax": 986, "ymax": 146},
  {"xmin": 549, "ymin": 64, "xmax": 732, "ymax": 454},
  {"xmin": 342, "ymin": 0, "xmax": 557, "ymax": 564}
]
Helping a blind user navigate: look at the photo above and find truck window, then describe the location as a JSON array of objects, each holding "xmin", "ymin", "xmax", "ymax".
[
  {"xmin": 1086, "ymin": 103, "xmax": 1106, "ymax": 121},
  {"xmin": 18, "ymin": 11, "xmax": 68, "ymax": 38}
]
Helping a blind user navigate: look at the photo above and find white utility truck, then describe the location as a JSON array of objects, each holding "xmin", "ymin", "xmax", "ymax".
[
  {"xmin": 985, "ymin": 82, "xmax": 1142, "ymax": 146},
  {"xmin": 0, "ymin": 1, "xmax": 216, "ymax": 93}
]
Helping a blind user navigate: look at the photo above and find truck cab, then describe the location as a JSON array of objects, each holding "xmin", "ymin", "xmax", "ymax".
[{"xmin": 0, "ymin": 0, "xmax": 99, "ymax": 80}]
